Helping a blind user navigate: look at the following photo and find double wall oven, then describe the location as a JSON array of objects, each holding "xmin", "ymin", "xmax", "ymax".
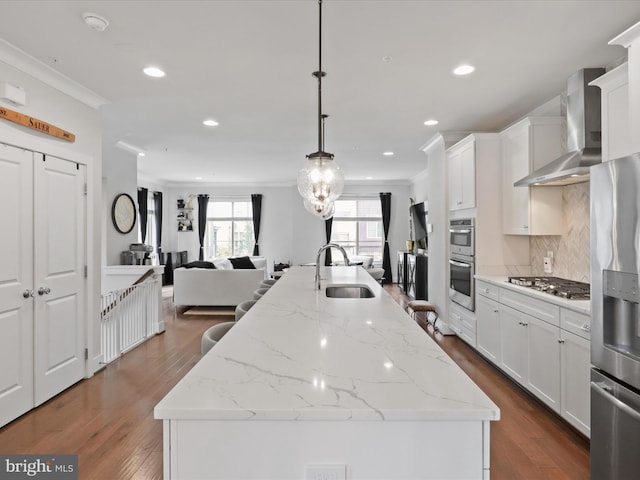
[{"xmin": 449, "ymin": 218, "xmax": 474, "ymax": 311}]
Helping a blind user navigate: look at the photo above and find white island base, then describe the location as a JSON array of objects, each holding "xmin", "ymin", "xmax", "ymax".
[
  {"xmin": 155, "ymin": 266, "xmax": 498, "ymax": 479},
  {"xmin": 162, "ymin": 419, "xmax": 490, "ymax": 479}
]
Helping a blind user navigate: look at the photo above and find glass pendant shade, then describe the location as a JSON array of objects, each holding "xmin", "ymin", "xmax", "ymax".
[
  {"xmin": 297, "ymin": 153, "xmax": 344, "ymax": 204},
  {"xmin": 304, "ymin": 197, "xmax": 335, "ymax": 219}
]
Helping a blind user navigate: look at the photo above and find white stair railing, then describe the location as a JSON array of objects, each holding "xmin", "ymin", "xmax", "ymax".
[{"xmin": 100, "ymin": 271, "xmax": 161, "ymax": 364}]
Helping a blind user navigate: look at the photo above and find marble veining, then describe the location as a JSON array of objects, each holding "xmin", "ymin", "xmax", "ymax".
[{"xmin": 155, "ymin": 266, "xmax": 499, "ymax": 422}]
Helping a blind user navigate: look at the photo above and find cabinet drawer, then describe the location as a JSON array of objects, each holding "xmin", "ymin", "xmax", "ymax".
[
  {"xmin": 450, "ymin": 304, "xmax": 476, "ymax": 332},
  {"xmin": 500, "ymin": 288, "xmax": 560, "ymax": 327},
  {"xmin": 477, "ymin": 280, "xmax": 500, "ymax": 302},
  {"xmin": 560, "ymin": 308, "xmax": 591, "ymax": 340}
]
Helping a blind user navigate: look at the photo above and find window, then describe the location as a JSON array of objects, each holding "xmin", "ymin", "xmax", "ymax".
[
  {"xmin": 204, "ymin": 199, "xmax": 254, "ymax": 259},
  {"xmin": 331, "ymin": 198, "xmax": 383, "ymax": 262}
]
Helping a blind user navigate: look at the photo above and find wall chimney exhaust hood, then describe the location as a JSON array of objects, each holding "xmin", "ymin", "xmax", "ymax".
[{"xmin": 514, "ymin": 68, "xmax": 604, "ymax": 187}]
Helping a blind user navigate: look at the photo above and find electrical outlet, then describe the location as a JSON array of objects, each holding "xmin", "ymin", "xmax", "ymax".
[
  {"xmin": 305, "ymin": 464, "xmax": 346, "ymax": 480},
  {"xmin": 543, "ymin": 256, "xmax": 553, "ymax": 273}
]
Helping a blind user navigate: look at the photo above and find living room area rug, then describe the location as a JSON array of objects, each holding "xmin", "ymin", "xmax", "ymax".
[{"xmin": 183, "ymin": 306, "xmax": 236, "ymax": 316}]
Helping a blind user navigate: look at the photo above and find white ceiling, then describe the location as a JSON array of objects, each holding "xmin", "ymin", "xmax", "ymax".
[{"xmin": 0, "ymin": 1, "xmax": 638, "ymax": 186}]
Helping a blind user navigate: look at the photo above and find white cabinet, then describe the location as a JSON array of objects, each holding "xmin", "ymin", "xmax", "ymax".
[
  {"xmin": 447, "ymin": 137, "xmax": 476, "ymax": 211},
  {"xmin": 474, "ymin": 279, "xmax": 591, "ymax": 436},
  {"xmin": 590, "ymin": 63, "xmax": 632, "ymax": 162},
  {"xmin": 500, "ymin": 117, "xmax": 565, "ymax": 235},
  {"xmin": 559, "ymin": 309, "xmax": 591, "ymax": 437},
  {"xmin": 499, "ymin": 303, "xmax": 528, "ymax": 384},
  {"xmin": 526, "ymin": 314, "xmax": 561, "ymax": 413},
  {"xmin": 500, "ymin": 302, "xmax": 562, "ymax": 413},
  {"xmin": 448, "ymin": 301, "xmax": 476, "ymax": 348},
  {"xmin": 476, "ymin": 281, "xmax": 501, "ymax": 364}
]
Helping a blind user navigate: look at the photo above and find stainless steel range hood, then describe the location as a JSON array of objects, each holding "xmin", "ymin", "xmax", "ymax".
[{"xmin": 515, "ymin": 68, "xmax": 605, "ymax": 187}]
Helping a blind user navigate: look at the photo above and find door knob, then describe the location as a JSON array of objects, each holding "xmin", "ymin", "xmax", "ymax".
[
  {"xmin": 38, "ymin": 287, "xmax": 51, "ymax": 295},
  {"xmin": 23, "ymin": 289, "xmax": 34, "ymax": 298}
]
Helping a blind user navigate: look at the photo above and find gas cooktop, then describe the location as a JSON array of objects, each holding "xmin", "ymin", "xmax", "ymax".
[{"xmin": 507, "ymin": 276, "xmax": 590, "ymax": 300}]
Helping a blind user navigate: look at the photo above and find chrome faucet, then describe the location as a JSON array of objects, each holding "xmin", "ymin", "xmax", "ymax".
[{"xmin": 315, "ymin": 243, "xmax": 350, "ymax": 290}]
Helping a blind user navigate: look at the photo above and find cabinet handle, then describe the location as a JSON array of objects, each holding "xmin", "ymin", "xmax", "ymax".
[
  {"xmin": 518, "ymin": 321, "xmax": 528, "ymax": 327},
  {"xmin": 523, "ymin": 225, "xmax": 529, "ymax": 229},
  {"xmin": 23, "ymin": 289, "xmax": 34, "ymax": 298},
  {"xmin": 493, "ymin": 309, "xmax": 499, "ymax": 313},
  {"xmin": 38, "ymin": 287, "xmax": 51, "ymax": 296},
  {"xmin": 483, "ymin": 288, "xmax": 490, "ymax": 293},
  {"xmin": 581, "ymin": 324, "xmax": 591, "ymax": 332},
  {"xmin": 558, "ymin": 339, "xmax": 565, "ymax": 344},
  {"xmin": 457, "ymin": 201, "xmax": 462, "ymax": 205}
]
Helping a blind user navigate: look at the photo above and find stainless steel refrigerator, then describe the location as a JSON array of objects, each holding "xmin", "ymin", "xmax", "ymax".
[{"xmin": 591, "ymin": 153, "xmax": 640, "ymax": 479}]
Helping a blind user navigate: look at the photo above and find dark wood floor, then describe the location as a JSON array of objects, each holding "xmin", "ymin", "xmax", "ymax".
[{"xmin": 0, "ymin": 285, "xmax": 589, "ymax": 479}]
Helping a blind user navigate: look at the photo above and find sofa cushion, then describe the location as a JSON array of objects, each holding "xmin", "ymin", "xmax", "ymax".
[
  {"xmin": 229, "ymin": 256, "xmax": 256, "ymax": 269},
  {"xmin": 212, "ymin": 257, "xmax": 232, "ymax": 269},
  {"xmin": 182, "ymin": 261, "xmax": 216, "ymax": 269}
]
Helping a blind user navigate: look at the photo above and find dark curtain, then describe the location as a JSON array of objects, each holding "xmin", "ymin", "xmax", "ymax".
[
  {"xmin": 380, "ymin": 192, "xmax": 392, "ymax": 284},
  {"xmin": 137, "ymin": 187, "xmax": 148, "ymax": 244},
  {"xmin": 251, "ymin": 194, "xmax": 262, "ymax": 256},
  {"xmin": 197, "ymin": 194, "xmax": 209, "ymax": 261},
  {"xmin": 153, "ymin": 191, "xmax": 163, "ymax": 257},
  {"xmin": 324, "ymin": 217, "xmax": 333, "ymax": 266}
]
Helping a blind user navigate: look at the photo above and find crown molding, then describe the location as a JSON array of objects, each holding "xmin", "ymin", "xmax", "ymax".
[{"xmin": 0, "ymin": 38, "xmax": 109, "ymax": 109}]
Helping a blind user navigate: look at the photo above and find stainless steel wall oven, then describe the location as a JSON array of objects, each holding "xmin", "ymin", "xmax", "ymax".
[{"xmin": 449, "ymin": 218, "xmax": 475, "ymax": 311}]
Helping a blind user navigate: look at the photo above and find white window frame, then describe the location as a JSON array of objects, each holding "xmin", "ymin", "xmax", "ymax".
[
  {"xmin": 331, "ymin": 196, "xmax": 383, "ymax": 264},
  {"xmin": 204, "ymin": 198, "xmax": 254, "ymax": 259}
]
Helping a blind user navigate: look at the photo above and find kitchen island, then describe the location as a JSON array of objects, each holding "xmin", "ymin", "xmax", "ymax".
[{"xmin": 154, "ymin": 266, "xmax": 499, "ymax": 479}]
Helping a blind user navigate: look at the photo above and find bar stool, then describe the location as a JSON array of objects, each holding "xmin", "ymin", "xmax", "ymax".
[
  {"xmin": 253, "ymin": 287, "xmax": 270, "ymax": 300},
  {"xmin": 201, "ymin": 321, "xmax": 235, "ymax": 355},
  {"xmin": 235, "ymin": 299, "xmax": 257, "ymax": 322},
  {"xmin": 260, "ymin": 279, "xmax": 277, "ymax": 289},
  {"xmin": 407, "ymin": 300, "xmax": 439, "ymax": 333}
]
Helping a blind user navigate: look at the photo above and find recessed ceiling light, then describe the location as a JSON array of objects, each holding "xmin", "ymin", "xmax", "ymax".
[
  {"xmin": 383, "ymin": 151, "xmax": 394, "ymax": 156},
  {"xmin": 366, "ymin": 176, "xmax": 373, "ymax": 180},
  {"xmin": 453, "ymin": 64, "xmax": 475, "ymax": 76},
  {"xmin": 570, "ymin": 174, "xmax": 580, "ymax": 177},
  {"xmin": 195, "ymin": 176, "xmax": 203, "ymax": 180},
  {"xmin": 143, "ymin": 66, "xmax": 165, "ymax": 78},
  {"xmin": 82, "ymin": 12, "xmax": 109, "ymax": 32},
  {"xmin": 424, "ymin": 119, "xmax": 439, "ymax": 126},
  {"xmin": 203, "ymin": 119, "xmax": 219, "ymax": 127},
  {"xmin": 138, "ymin": 152, "xmax": 145, "ymax": 157}
]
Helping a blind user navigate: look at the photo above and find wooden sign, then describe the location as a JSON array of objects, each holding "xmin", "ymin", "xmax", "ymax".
[{"xmin": 0, "ymin": 105, "xmax": 75, "ymax": 142}]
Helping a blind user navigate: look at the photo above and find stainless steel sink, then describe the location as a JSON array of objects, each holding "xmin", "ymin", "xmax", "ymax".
[{"xmin": 325, "ymin": 284, "xmax": 375, "ymax": 298}]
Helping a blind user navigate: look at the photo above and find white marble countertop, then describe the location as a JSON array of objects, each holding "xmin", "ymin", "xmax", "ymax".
[
  {"xmin": 155, "ymin": 266, "xmax": 500, "ymax": 422},
  {"xmin": 476, "ymin": 275, "xmax": 591, "ymax": 315}
]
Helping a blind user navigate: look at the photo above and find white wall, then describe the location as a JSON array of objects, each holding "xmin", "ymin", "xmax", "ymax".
[
  {"xmin": 414, "ymin": 134, "xmax": 452, "ymax": 325},
  {"xmin": 158, "ymin": 182, "xmax": 410, "ymax": 281},
  {"xmin": 103, "ymin": 145, "xmax": 139, "ymax": 265},
  {"xmin": 0, "ymin": 57, "xmax": 103, "ymax": 374}
]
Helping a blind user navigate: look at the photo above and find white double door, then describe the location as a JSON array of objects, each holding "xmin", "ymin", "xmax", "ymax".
[{"xmin": 0, "ymin": 143, "xmax": 86, "ymax": 428}]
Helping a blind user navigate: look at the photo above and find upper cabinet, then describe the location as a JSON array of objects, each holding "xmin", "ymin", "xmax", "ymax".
[
  {"xmin": 501, "ymin": 117, "xmax": 565, "ymax": 235},
  {"xmin": 447, "ymin": 137, "xmax": 476, "ymax": 211},
  {"xmin": 590, "ymin": 63, "xmax": 632, "ymax": 162}
]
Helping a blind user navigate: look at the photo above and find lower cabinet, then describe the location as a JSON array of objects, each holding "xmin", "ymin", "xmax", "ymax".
[
  {"xmin": 476, "ymin": 279, "xmax": 590, "ymax": 437},
  {"xmin": 449, "ymin": 301, "xmax": 477, "ymax": 348},
  {"xmin": 476, "ymin": 295, "xmax": 501, "ymax": 365}
]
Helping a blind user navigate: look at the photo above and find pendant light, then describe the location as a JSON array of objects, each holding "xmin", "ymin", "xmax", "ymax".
[{"xmin": 297, "ymin": 0, "xmax": 344, "ymax": 217}]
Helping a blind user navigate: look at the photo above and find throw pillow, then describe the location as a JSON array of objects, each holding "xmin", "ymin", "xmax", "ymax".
[
  {"xmin": 182, "ymin": 261, "xmax": 216, "ymax": 269},
  {"xmin": 212, "ymin": 257, "xmax": 232, "ymax": 269},
  {"xmin": 228, "ymin": 256, "xmax": 256, "ymax": 269}
]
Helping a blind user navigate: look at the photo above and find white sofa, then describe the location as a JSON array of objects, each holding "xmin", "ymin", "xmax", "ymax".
[{"xmin": 173, "ymin": 256, "xmax": 267, "ymax": 307}]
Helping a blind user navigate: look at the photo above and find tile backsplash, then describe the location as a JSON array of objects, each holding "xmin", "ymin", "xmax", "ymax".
[{"xmin": 530, "ymin": 182, "xmax": 590, "ymax": 282}]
